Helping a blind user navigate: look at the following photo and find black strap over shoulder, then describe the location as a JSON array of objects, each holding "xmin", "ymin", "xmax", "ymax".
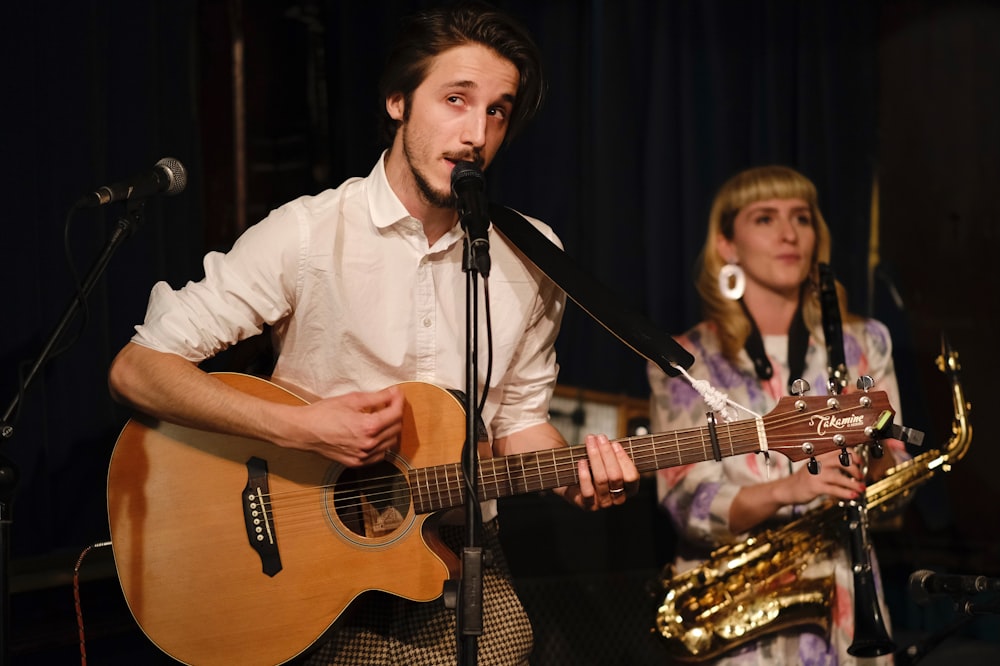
[
  {"xmin": 488, "ymin": 203, "xmax": 693, "ymax": 377},
  {"xmin": 739, "ymin": 296, "xmax": 810, "ymax": 394},
  {"xmin": 818, "ymin": 263, "xmax": 848, "ymax": 394}
]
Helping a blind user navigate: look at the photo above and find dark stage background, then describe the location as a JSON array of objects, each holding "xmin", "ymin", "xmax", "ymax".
[{"xmin": 2, "ymin": 0, "xmax": 999, "ymax": 663}]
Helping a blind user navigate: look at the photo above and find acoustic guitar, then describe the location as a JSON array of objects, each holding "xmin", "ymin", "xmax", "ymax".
[{"xmin": 107, "ymin": 372, "xmax": 894, "ymax": 665}]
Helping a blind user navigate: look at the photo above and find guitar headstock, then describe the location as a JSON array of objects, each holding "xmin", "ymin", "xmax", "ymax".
[{"xmin": 763, "ymin": 390, "xmax": 895, "ymax": 463}]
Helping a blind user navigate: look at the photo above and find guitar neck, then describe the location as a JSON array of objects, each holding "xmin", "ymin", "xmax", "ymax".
[{"xmin": 411, "ymin": 421, "xmax": 762, "ymax": 513}]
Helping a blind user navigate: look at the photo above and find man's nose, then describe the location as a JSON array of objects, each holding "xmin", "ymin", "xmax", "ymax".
[{"xmin": 461, "ymin": 112, "xmax": 487, "ymax": 148}]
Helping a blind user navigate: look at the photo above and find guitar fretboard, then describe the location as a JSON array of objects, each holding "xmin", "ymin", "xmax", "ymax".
[{"xmin": 410, "ymin": 422, "xmax": 762, "ymax": 514}]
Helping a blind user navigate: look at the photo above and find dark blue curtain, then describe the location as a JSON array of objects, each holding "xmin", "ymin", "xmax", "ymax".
[
  {"xmin": 489, "ymin": 0, "xmax": 878, "ymax": 396},
  {"xmin": 2, "ymin": 1, "xmax": 203, "ymax": 557}
]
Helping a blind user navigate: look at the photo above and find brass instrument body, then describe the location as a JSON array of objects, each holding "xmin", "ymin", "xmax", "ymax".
[
  {"xmin": 654, "ymin": 340, "xmax": 972, "ymax": 662},
  {"xmin": 655, "ymin": 516, "xmax": 842, "ymax": 661}
]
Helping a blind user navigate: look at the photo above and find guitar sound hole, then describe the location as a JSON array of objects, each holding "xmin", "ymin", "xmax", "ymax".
[{"xmin": 332, "ymin": 461, "xmax": 411, "ymax": 539}]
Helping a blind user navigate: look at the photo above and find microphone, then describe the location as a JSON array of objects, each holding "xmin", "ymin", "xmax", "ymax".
[
  {"xmin": 75, "ymin": 157, "xmax": 188, "ymax": 208},
  {"xmin": 909, "ymin": 569, "xmax": 1000, "ymax": 604},
  {"xmin": 450, "ymin": 160, "xmax": 491, "ymax": 276}
]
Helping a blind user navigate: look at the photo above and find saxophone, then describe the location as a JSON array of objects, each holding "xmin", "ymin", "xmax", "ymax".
[{"xmin": 653, "ymin": 338, "xmax": 972, "ymax": 662}]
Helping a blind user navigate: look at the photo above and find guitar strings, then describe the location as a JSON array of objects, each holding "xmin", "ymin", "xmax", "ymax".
[
  {"xmin": 264, "ymin": 409, "xmax": 866, "ymax": 511},
  {"xmin": 254, "ymin": 402, "xmax": 882, "ymax": 528}
]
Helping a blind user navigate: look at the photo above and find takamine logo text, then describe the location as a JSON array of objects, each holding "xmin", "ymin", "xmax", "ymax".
[{"xmin": 809, "ymin": 413, "xmax": 866, "ymax": 436}]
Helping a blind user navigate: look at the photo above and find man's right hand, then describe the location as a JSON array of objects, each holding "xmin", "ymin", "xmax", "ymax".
[{"xmin": 277, "ymin": 387, "xmax": 404, "ymax": 466}]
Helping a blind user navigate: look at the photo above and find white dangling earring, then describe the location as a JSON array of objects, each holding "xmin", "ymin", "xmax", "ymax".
[{"xmin": 718, "ymin": 261, "xmax": 745, "ymax": 300}]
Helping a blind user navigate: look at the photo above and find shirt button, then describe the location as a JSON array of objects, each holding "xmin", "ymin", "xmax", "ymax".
[{"xmin": 422, "ymin": 318, "xmax": 431, "ymax": 327}]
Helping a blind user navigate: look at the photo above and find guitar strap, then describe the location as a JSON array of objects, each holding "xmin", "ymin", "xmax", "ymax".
[{"xmin": 488, "ymin": 204, "xmax": 693, "ymax": 377}]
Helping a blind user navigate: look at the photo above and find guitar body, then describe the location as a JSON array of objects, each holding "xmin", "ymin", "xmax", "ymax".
[{"xmin": 107, "ymin": 373, "xmax": 464, "ymax": 666}]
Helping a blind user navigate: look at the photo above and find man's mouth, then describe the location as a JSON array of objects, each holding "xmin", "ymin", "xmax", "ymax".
[{"xmin": 446, "ymin": 155, "xmax": 484, "ymax": 170}]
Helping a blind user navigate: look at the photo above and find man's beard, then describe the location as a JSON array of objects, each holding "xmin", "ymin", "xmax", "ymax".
[
  {"xmin": 402, "ymin": 136, "xmax": 456, "ymax": 210},
  {"xmin": 412, "ymin": 164, "xmax": 454, "ymax": 209}
]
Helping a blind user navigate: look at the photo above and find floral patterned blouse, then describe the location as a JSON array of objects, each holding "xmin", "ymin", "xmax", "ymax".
[{"xmin": 647, "ymin": 317, "xmax": 907, "ymax": 666}]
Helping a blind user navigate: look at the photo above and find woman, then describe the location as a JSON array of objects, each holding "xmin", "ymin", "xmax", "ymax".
[{"xmin": 648, "ymin": 165, "xmax": 907, "ymax": 664}]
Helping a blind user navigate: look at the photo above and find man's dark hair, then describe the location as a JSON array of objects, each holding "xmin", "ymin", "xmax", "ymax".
[{"xmin": 378, "ymin": 1, "xmax": 545, "ymax": 147}]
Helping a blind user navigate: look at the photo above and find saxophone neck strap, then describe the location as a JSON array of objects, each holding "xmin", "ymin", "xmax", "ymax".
[
  {"xmin": 819, "ymin": 262, "xmax": 848, "ymax": 394},
  {"xmin": 488, "ymin": 203, "xmax": 693, "ymax": 377},
  {"xmin": 739, "ymin": 296, "xmax": 810, "ymax": 394}
]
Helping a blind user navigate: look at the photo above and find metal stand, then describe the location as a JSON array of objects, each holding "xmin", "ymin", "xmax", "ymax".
[
  {"xmin": 454, "ymin": 228, "xmax": 488, "ymax": 666},
  {"xmin": 895, "ymin": 594, "xmax": 1000, "ymax": 666},
  {"xmin": 0, "ymin": 201, "xmax": 145, "ymax": 666}
]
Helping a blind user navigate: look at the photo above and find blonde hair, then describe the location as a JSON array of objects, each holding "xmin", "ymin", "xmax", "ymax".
[{"xmin": 696, "ymin": 165, "xmax": 854, "ymax": 364}]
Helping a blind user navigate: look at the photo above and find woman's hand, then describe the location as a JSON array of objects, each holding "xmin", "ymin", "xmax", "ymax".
[
  {"xmin": 773, "ymin": 448, "xmax": 866, "ymax": 506},
  {"xmin": 730, "ymin": 448, "xmax": 865, "ymax": 534}
]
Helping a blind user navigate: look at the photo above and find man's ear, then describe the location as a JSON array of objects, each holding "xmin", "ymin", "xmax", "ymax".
[{"xmin": 386, "ymin": 93, "xmax": 405, "ymax": 122}]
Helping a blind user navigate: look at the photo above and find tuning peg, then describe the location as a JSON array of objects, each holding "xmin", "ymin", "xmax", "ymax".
[
  {"xmin": 869, "ymin": 441, "xmax": 884, "ymax": 458},
  {"xmin": 839, "ymin": 450, "xmax": 851, "ymax": 466},
  {"xmin": 855, "ymin": 375, "xmax": 875, "ymax": 392},
  {"xmin": 790, "ymin": 379, "xmax": 810, "ymax": 396},
  {"xmin": 807, "ymin": 457, "xmax": 820, "ymax": 475}
]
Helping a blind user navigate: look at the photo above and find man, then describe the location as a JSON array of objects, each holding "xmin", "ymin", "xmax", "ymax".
[{"xmin": 109, "ymin": 2, "xmax": 638, "ymax": 664}]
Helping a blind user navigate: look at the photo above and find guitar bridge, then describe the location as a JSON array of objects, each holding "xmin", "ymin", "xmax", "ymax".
[{"xmin": 242, "ymin": 456, "xmax": 282, "ymax": 577}]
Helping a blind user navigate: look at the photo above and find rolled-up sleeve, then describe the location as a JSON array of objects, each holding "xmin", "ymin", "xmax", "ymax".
[{"xmin": 132, "ymin": 202, "xmax": 305, "ymax": 361}]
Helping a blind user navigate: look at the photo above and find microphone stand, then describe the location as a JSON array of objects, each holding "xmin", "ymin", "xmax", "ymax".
[
  {"xmin": 895, "ymin": 614, "xmax": 974, "ymax": 666},
  {"xmin": 0, "ymin": 200, "xmax": 146, "ymax": 666},
  {"xmin": 895, "ymin": 594, "xmax": 1000, "ymax": 666},
  {"xmin": 455, "ymin": 228, "xmax": 487, "ymax": 665}
]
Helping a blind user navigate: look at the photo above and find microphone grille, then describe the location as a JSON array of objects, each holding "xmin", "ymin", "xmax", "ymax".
[
  {"xmin": 450, "ymin": 160, "xmax": 484, "ymax": 192},
  {"xmin": 156, "ymin": 157, "xmax": 188, "ymax": 196}
]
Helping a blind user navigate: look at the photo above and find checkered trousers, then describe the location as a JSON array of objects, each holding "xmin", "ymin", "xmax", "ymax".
[{"xmin": 302, "ymin": 519, "xmax": 533, "ymax": 666}]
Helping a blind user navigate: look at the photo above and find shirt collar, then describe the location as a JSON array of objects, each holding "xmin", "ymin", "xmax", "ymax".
[
  {"xmin": 367, "ymin": 151, "xmax": 412, "ymax": 230},
  {"xmin": 365, "ymin": 151, "xmax": 466, "ymax": 251}
]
